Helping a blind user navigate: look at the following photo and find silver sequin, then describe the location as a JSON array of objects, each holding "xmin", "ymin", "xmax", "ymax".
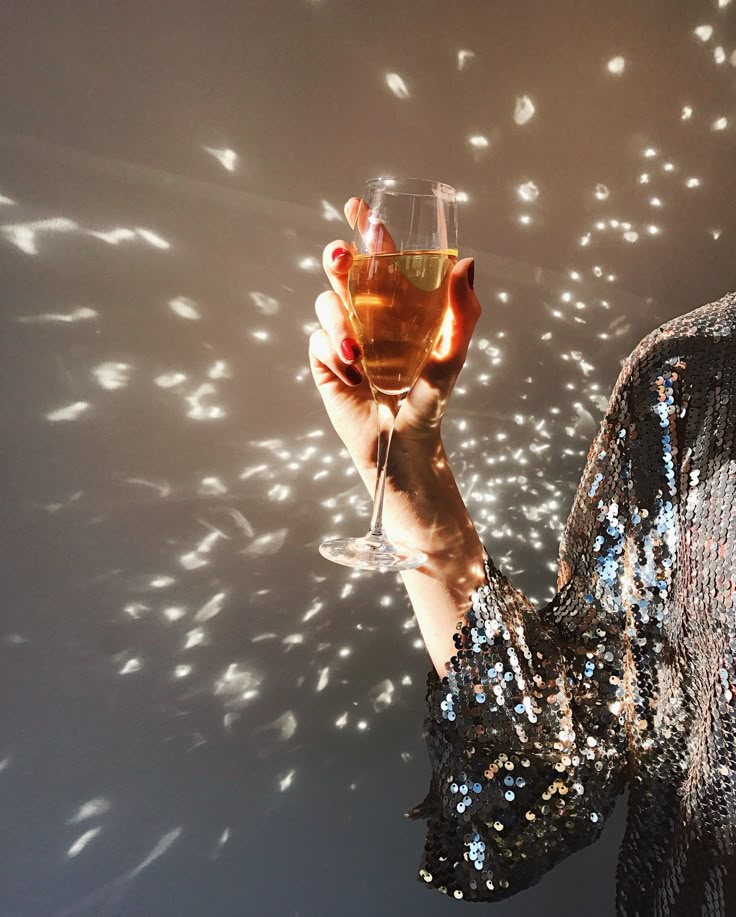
[{"xmin": 406, "ymin": 292, "xmax": 736, "ymax": 916}]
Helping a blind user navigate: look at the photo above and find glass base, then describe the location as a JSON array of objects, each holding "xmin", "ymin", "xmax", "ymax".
[{"xmin": 319, "ymin": 533, "xmax": 428, "ymax": 572}]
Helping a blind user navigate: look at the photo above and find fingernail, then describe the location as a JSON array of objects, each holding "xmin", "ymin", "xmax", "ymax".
[
  {"xmin": 468, "ymin": 259, "xmax": 475, "ymax": 290},
  {"xmin": 332, "ymin": 246, "xmax": 351, "ymax": 264},
  {"xmin": 345, "ymin": 366, "xmax": 362, "ymax": 385},
  {"xmin": 340, "ymin": 337, "xmax": 361, "ymax": 361}
]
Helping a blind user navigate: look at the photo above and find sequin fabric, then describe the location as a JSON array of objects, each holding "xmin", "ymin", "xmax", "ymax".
[{"xmin": 406, "ymin": 292, "xmax": 736, "ymax": 915}]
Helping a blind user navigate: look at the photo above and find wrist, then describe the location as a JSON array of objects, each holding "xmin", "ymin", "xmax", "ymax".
[
  {"xmin": 355, "ymin": 433, "xmax": 442, "ymax": 497},
  {"xmin": 355, "ymin": 430, "xmax": 444, "ymax": 492},
  {"xmin": 359, "ymin": 437, "xmax": 481, "ymax": 557}
]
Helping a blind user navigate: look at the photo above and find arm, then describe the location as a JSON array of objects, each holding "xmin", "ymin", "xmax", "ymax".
[
  {"xmin": 310, "ymin": 203, "xmax": 695, "ymax": 903},
  {"xmin": 352, "ymin": 434, "xmax": 486, "ymax": 679}
]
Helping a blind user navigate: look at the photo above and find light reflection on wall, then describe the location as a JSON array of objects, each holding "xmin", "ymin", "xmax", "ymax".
[{"xmin": 1, "ymin": 1, "xmax": 735, "ymax": 913}]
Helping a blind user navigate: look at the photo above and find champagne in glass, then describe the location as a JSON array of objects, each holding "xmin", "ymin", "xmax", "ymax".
[
  {"xmin": 319, "ymin": 176, "xmax": 458, "ymax": 572},
  {"xmin": 347, "ymin": 249, "xmax": 457, "ymax": 396}
]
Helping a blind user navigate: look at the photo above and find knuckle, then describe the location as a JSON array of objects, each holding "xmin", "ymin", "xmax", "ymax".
[
  {"xmin": 324, "ymin": 242, "xmax": 353, "ymax": 277},
  {"xmin": 314, "ymin": 290, "xmax": 332, "ymax": 315},
  {"xmin": 465, "ymin": 295, "xmax": 481, "ymax": 319},
  {"xmin": 323, "ymin": 240, "xmax": 345, "ymax": 264}
]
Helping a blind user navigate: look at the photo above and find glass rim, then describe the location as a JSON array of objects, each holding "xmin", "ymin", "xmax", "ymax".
[{"xmin": 363, "ymin": 175, "xmax": 456, "ymax": 200}]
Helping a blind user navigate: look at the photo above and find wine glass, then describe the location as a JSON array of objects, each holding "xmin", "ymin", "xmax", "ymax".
[{"xmin": 319, "ymin": 175, "xmax": 458, "ymax": 571}]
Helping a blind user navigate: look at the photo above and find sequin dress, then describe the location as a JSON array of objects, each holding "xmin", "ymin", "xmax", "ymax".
[{"xmin": 406, "ymin": 292, "xmax": 736, "ymax": 916}]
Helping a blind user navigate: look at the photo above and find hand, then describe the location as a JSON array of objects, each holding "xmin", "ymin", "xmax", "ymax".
[{"xmin": 308, "ymin": 197, "xmax": 481, "ymax": 476}]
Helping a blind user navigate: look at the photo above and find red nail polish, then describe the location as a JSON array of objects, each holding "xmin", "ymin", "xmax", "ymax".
[
  {"xmin": 345, "ymin": 366, "xmax": 362, "ymax": 385},
  {"xmin": 340, "ymin": 337, "xmax": 361, "ymax": 361},
  {"xmin": 332, "ymin": 246, "xmax": 350, "ymax": 262}
]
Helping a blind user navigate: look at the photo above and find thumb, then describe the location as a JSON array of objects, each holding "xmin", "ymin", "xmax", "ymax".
[{"xmin": 433, "ymin": 257, "xmax": 480, "ymax": 365}]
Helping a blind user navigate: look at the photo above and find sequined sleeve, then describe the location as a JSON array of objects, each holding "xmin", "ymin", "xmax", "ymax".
[{"xmin": 406, "ymin": 325, "xmax": 687, "ymax": 902}]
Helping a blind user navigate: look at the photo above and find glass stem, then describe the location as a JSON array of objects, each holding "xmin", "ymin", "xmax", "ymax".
[{"xmin": 367, "ymin": 398, "xmax": 399, "ymax": 540}]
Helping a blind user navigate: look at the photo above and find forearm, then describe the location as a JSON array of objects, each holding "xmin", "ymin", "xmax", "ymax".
[{"xmin": 356, "ymin": 437, "xmax": 486, "ymax": 678}]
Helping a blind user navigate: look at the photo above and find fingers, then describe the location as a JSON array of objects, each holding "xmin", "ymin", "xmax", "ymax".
[
  {"xmin": 308, "ymin": 327, "xmax": 364, "ymax": 388},
  {"xmin": 432, "ymin": 258, "xmax": 480, "ymax": 369},
  {"xmin": 342, "ymin": 195, "xmax": 397, "ymax": 254},
  {"xmin": 323, "ymin": 193, "xmax": 398, "ymax": 300},
  {"xmin": 322, "ymin": 193, "xmax": 397, "ymax": 313},
  {"xmin": 315, "ymin": 289, "xmax": 363, "ymax": 365},
  {"xmin": 343, "ymin": 197, "xmax": 361, "ymax": 229},
  {"xmin": 322, "ymin": 238, "xmax": 354, "ymax": 307}
]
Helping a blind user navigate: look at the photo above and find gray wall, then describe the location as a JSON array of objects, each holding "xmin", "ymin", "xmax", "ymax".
[{"xmin": 1, "ymin": 2, "xmax": 734, "ymax": 915}]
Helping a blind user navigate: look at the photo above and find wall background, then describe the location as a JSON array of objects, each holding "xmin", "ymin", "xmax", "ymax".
[{"xmin": 1, "ymin": 2, "xmax": 734, "ymax": 914}]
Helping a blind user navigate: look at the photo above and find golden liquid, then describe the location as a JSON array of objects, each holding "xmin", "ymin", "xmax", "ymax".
[{"xmin": 346, "ymin": 250, "xmax": 457, "ymax": 395}]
